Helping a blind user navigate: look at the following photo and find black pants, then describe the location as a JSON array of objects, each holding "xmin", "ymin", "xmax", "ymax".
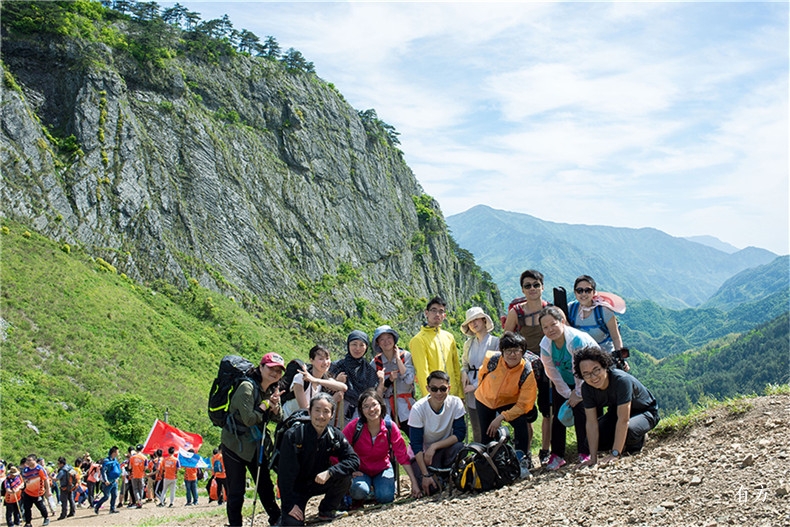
[
  {"xmin": 215, "ymin": 477, "xmax": 226, "ymax": 504},
  {"xmin": 21, "ymin": 493, "xmax": 48, "ymax": 524},
  {"xmin": 221, "ymin": 445, "xmax": 279, "ymax": 527},
  {"xmin": 86, "ymin": 480, "xmax": 97, "ymax": 504},
  {"xmin": 5, "ymin": 502, "xmax": 21, "ymax": 527},
  {"xmin": 596, "ymin": 409, "xmax": 659, "ymax": 453},
  {"xmin": 280, "ymin": 474, "xmax": 352, "ymax": 526},
  {"xmin": 59, "ymin": 486, "xmax": 75, "ymax": 517},
  {"xmin": 476, "ymin": 399, "xmax": 537, "ymax": 453},
  {"xmin": 550, "ymin": 385, "xmax": 589, "ymax": 458}
]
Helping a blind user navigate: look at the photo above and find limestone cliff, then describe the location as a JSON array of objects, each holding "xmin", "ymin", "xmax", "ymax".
[{"xmin": 0, "ymin": 8, "xmax": 501, "ymax": 332}]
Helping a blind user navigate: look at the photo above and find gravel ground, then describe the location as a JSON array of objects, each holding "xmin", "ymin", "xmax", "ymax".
[{"xmin": 55, "ymin": 394, "xmax": 789, "ymax": 527}]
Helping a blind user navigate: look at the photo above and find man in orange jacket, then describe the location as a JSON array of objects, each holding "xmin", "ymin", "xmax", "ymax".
[{"xmin": 475, "ymin": 331, "xmax": 538, "ymax": 469}]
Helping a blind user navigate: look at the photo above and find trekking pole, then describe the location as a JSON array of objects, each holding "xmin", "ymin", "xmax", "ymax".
[
  {"xmin": 391, "ymin": 378, "xmax": 401, "ymax": 497},
  {"xmin": 250, "ymin": 427, "xmax": 267, "ymax": 527},
  {"xmin": 335, "ymin": 399, "xmax": 345, "ymax": 429}
]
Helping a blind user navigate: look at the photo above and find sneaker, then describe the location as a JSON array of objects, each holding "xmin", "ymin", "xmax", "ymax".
[
  {"xmin": 546, "ymin": 454, "xmax": 566, "ymax": 471},
  {"xmin": 43, "ymin": 520, "xmax": 50, "ymax": 527},
  {"xmin": 94, "ymin": 507, "xmax": 100, "ymax": 515},
  {"xmin": 168, "ymin": 504, "xmax": 174, "ymax": 508},
  {"xmin": 317, "ymin": 510, "xmax": 348, "ymax": 522},
  {"xmin": 538, "ymin": 449, "xmax": 551, "ymax": 465},
  {"xmin": 157, "ymin": 503, "xmax": 165, "ymax": 508},
  {"xmin": 579, "ymin": 453, "xmax": 591, "ymax": 464},
  {"xmin": 127, "ymin": 503, "xmax": 137, "ymax": 508},
  {"xmin": 109, "ymin": 510, "xmax": 119, "ymax": 514},
  {"xmin": 136, "ymin": 504, "xmax": 143, "ymax": 509}
]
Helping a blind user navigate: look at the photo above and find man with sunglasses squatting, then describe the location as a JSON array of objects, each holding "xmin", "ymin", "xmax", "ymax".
[{"xmin": 407, "ymin": 371, "xmax": 467, "ymax": 496}]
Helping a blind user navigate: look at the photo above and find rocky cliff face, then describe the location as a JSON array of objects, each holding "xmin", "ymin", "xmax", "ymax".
[{"xmin": 0, "ymin": 26, "xmax": 500, "ymax": 328}]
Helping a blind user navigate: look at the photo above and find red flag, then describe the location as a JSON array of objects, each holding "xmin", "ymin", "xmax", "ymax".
[{"xmin": 141, "ymin": 419, "xmax": 203, "ymax": 455}]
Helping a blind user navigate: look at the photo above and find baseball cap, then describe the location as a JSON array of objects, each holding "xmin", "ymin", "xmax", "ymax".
[{"xmin": 260, "ymin": 352, "xmax": 285, "ymax": 369}]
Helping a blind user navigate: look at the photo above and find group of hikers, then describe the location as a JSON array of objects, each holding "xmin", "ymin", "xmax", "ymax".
[
  {"xmin": 2, "ymin": 270, "xmax": 660, "ymax": 527},
  {"xmin": 217, "ymin": 270, "xmax": 660, "ymax": 526},
  {"xmin": 0, "ymin": 445, "xmax": 229, "ymax": 527}
]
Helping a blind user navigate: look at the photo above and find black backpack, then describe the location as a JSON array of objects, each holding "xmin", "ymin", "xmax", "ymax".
[
  {"xmin": 208, "ymin": 355, "xmax": 257, "ymax": 427},
  {"xmin": 279, "ymin": 359, "xmax": 309, "ymax": 404},
  {"xmin": 483, "ymin": 353, "xmax": 534, "ymax": 387},
  {"xmin": 451, "ymin": 427, "xmax": 520, "ymax": 492}
]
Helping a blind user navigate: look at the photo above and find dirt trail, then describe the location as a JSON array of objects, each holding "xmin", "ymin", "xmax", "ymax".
[{"xmin": 39, "ymin": 394, "xmax": 790, "ymax": 527}]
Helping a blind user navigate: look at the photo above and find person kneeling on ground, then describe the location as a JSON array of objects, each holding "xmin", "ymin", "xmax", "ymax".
[
  {"xmin": 575, "ymin": 346, "xmax": 660, "ymax": 466},
  {"xmin": 278, "ymin": 392, "xmax": 360, "ymax": 525},
  {"xmin": 474, "ymin": 331, "xmax": 538, "ymax": 471},
  {"xmin": 343, "ymin": 389, "xmax": 422, "ymax": 504},
  {"xmin": 408, "ymin": 371, "xmax": 467, "ymax": 496}
]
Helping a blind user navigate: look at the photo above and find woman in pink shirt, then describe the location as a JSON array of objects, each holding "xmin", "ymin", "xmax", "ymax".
[{"xmin": 342, "ymin": 390, "xmax": 421, "ymax": 503}]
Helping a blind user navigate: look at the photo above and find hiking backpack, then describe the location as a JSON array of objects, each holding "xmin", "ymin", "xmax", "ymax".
[
  {"xmin": 208, "ymin": 355, "xmax": 258, "ymax": 427},
  {"xmin": 68, "ymin": 468, "xmax": 78, "ymax": 488},
  {"xmin": 567, "ymin": 302, "xmax": 612, "ymax": 340},
  {"xmin": 451, "ymin": 426, "xmax": 520, "ymax": 492},
  {"xmin": 482, "ymin": 353, "xmax": 534, "ymax": 387},
  {"xmin": 505, "ymin": 298, "xmax": 549, "ymax": 331}
]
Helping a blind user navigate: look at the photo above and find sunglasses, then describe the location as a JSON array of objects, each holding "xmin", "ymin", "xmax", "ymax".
[
  {"xmin": 428, "ymin": 385, "xmax": 449, "ymax": 393},
  {"xmin": 522, "ymin": 282, "xmax": 542, "ymax": 290},
  {"xmin": 575, "ymin": 287, "xmax": 594, "ymax": 294}
]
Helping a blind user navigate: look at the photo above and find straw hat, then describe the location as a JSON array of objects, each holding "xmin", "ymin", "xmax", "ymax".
[{"xmin": 461, "ymin": 306, "xmax": 494, "ymax": 336}]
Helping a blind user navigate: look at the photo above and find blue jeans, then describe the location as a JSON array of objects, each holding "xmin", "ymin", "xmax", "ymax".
[
  {"xmin": 95, "ymin": 481, "xmax": 118, "ymax": 512},
  {"xmin": 349, "ymin": 467, "xmax": 395, "ymax": 504},
  {"xmin": 185, "ymin": 479, "xmax": 198, "ymax": 504}
]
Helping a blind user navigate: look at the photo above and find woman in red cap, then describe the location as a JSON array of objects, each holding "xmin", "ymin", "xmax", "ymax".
[{"xmin": 221, "ymin": 352, "xmax": 285, "ymax": 527}]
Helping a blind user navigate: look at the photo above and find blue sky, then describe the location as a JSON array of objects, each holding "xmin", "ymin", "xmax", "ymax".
[{"xmin": 169, "ymin": 1, "xmax": 788, "ymax": 255}]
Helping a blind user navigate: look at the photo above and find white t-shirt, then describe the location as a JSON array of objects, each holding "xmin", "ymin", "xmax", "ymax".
[
  {"xmin": 408, "ymin": 395, "xmax": 466, "ymax": 447},
  {"xmin": 281, "ymin": 372, "xmax": 324, "ymax": 419}
]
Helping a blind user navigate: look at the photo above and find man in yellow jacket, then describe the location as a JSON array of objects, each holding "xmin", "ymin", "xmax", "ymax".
[
  {"xmin": 475, "ymin": 331, "xmax": 538, "ymax": 466},
  {"xmin": 409, "ymin": 296, "xmax": 462, "ymax": 398}
]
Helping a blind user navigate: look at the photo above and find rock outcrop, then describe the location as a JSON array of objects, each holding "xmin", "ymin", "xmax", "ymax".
[{"xmin": 1, "ymin": 19, "xmax": 500, "ymax": 329}]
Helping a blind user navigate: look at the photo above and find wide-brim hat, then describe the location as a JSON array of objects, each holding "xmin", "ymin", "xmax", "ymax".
[
  {"xmin": 461, "ymin": 306, "xmax": 494, "ymax": 336},
  {"xmin": 593, "ymin": 292, "xmax": 627, "ymax": 314}
]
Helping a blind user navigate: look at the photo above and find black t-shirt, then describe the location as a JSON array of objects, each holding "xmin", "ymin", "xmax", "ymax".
[{"xmin": 582, "ymin": 368, "xmax": 658, "ymax": 415}]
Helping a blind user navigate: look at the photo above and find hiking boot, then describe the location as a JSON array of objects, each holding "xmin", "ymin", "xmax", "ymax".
[
  {"xmin": 317, "ymin": 510, "xmax": 348, "ymax": 522},
  {"xmin": 578, "ymin": 453, "xmax": 591, "ymax": 464},
  {"xmin": 538, "ymin": 449, "xmax": 551, "ymax": 466},
  {"xmin": 546, "ymin": 454, "xmax": 566, "ymax": 471}
]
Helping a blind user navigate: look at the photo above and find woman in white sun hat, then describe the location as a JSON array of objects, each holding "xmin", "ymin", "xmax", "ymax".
[{"xmin": 460, "ymin": 306, "xmax": 500, "ymax": 443}]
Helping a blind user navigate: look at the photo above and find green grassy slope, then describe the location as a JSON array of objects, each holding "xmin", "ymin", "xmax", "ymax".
[{"xmin": 0, "ymin": 221, "xmax": 313, "ymax": 462}]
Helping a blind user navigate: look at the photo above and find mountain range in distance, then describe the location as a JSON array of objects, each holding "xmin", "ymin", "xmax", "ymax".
[
  {"xmin": 683, "ymin": 235, "xmax": 740, "ymax": 254},
  {"xmin": 446, "ymin": 205, "xmax": 782, "ymax": 310}
]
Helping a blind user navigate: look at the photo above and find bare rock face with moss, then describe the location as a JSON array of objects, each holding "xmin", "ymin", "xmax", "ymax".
[{"xmin": 0, "ymin": 26, "xmax": 500, "ymax": 329}]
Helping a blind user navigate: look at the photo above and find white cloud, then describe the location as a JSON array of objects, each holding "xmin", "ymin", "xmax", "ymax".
[{"xmin": 174, "ymin": 1, "xmax": 788, "ymax": 254}]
